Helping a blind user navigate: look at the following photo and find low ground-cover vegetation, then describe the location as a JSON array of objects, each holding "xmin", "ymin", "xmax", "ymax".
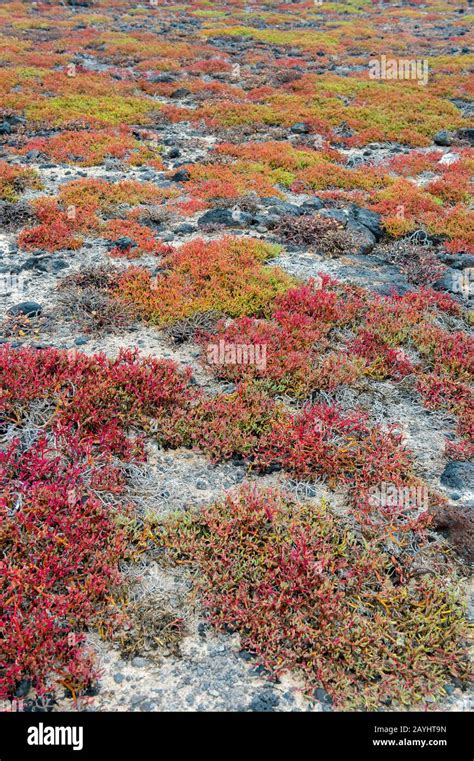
[
  {"xmin": 0, "ymin": 0, "xmax": 472, "ymax": 713},
  {"xmin": 160, "ymin": 487, "xmax": 469, "ymax": 709},
  {"xmin": 1, "ymin": 322, "xmax": 470, "ymax": 704}
]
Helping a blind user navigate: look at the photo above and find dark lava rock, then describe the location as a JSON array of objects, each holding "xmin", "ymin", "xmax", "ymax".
[
  {"xmin": 171, "ymin": 168, "xmax": 190, "ymax": 182},
  {"xmin": 197, "ymin": 622, "xmax": 208, "ymax": 638},
  {"xmin": 0, "ymin": 200, "xmax": 34, "ymax": 230},
  {"xmin": 27, "ymin": 259, "xmax": 48, "ymax": 273},
  {"xmin": 7, "ymin": 301, "xmax": 42, "ymax": 318},
  {"xmin": 253, "ymin": 212, "xmax": 280, "ymax": 228},
  {"xmin": 0, "ymin": 117, "xmax": 24, "ymax": 134},
  {"xmin": 174, "ymin": 223, "xmax": 196, "ymax": 234},
  {"xmin": 230, "ymin": 209, "xmax": 254, "ymax": 226},
  {"xmin": 249, "ymin": 690, "xmax": 279, "ymax": 712},
  {"xmin": 290, "ymin": 122, "xmax": 310, "ymax": 134},
  {"xmin": 266, "ymin": 202, "xmax": 305, "ymax": 217},
  {"xmin": 301, "ymin": 197, "xmax": 325, "ymax": 212},
  {"xmin": 334, "ymin": 121, "xmax": 353, "ymax": 139},
  {"xmin": 170, "ymin": 88, "xmax": 191, "ymax": 99},
  {"xmin": 374, "ymin": 283, "xmax": 412, "ymax": 296},
  {"xmin": 167, "ymin": 147, "xmax": 180, "ymax": 159},
  {"xmin": 440, "ymin": 461, "xmax": 474, "ymax": 492},
  {"xmin": 440, "ymin": 253, "xmax": 474, "ymax": 270},
  {"xmin": 0, "ymin": 264, "xmax": 20, "ymax": 274},
  {"xmin": 198, "ymin": 208, "xmax": 234, "ymax": 227},
  {"xmin": 433, "ymin": 129, "xmax": 453, "ymax": 146},
  {"xmin": 434, "ymin": 269, "xmax": 460, "ymax": 295},
  {"xmin": 198, "ymin": 208, "xmax": 252, "ymax": 228},
  {"xmin": 139, "ymin": 700, "xmax": 155, "ymax": 712},
  {"xmin": 319, "ymin": 208, "xmax": 348, "ymax": 226},
  {"xmin": 149, "ymin": 73, "xmax": 175, "ymax": 83},
  {"xmin": 455, "ymin": 254, "xmax": 474, "ymax": 270},
  {"xmin": 314, "ymin": 687, "xmax": 333, "ymax": 705},
  {"xmin": 4, "ymin": 114, "xmax": 25, "ymax": 127},
  {"xmin": 131, "ymin": 656, "xmax": 148, "ymax": 668},
  {"xmin": 457, "ymin": 127, "xmax": 474, "ymax": 145},
  {"xmin": 431, "ymin": 501, "xmax": 474, "ymax": 563},
  {"xmin": 348, "ymin": 204, "xmax": 383, "ymax": 240},
  {"xmin": 108, "ymin": 236, "xmax": 136, "ymax": 251},
  {"xmin": 25, "ymin": 149, "xmax": 41, "ymax": 161},
  {"xmin": 263, "ymin": 198, "xmax": 305, "ymax": 216},
  {"xmin": 51, "ymin": 258, "xmax": 69, "ymax": 273},
  {"xmin": 14, "ymin": 680, "xmax": 31, "ymax": 698}
]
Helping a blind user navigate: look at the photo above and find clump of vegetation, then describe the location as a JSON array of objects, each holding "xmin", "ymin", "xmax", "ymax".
[
  {"xmin": 24, "ymin": 95, "xmax": 155, "ymax": 128},
  {"xmin": 197, "ymin": 277, "xmax": 368, "ymax": 397},
  {"xmin": 18, "ymin": 210, "xmax": 84, "ymax": 251},
  {"xmin": 165, "ymin": 310, "xmax": 224, "ymax": 345},
  {"xmin": 17, "ymin": 180, "xmax": 178, "ymax": 252},
  {"xmin": 187, "ymin": 160, "xmax": 285, "ymax": 201},
  {"xmin": 380, "ymin": 239, "xmax": 446, "ymax": 286},
  {"xmin": 116, "ymin": 595, "xmax": 185, "ymax": 660},
  {"xmin": 103, "ymin": 219, "xmax": 172, "ymax": 258},
  {"xmin": 275, "ymin": 213, "xmax": 355, "ymax": 256},
  {"xmin": 1, "ymin": 433, "xmax": 129, "ymax": 700},
  {"xmin": 57, "ymin": 178, "xmax": 177, "ymax": 215},
  {"xmin": 198, "ymin": 276, "xmax": 472, "ymax": 458},
  {"xmin": 188, "ymin": 382, "xmax": 285, "ymax": 463},
  {"xmin": 160, "ymin": 486, "xmax": 470, "ymax": 709},
  {"xmin": 17, "ymin": 127, "xmax": 163, "ymax": 168},
  {"xmin": 0, "ymin": 160, "xmax": 42, "ymax": 202},
  {"xmin": 0, "ymin": 344, "xmax": 201, "ymax": 699},
  {"xmin": 56, "ymin": 267, "xmax": 136, "ymax": 333},
  {"xmin": 115, "ymin": 237, "xmax": 294, "ymax": 325}
]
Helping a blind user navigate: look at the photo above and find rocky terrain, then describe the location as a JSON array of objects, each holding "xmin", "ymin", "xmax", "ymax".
[{"xmin": 0, "ymin": 0, "xmax": 472, "ymax": 714}]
